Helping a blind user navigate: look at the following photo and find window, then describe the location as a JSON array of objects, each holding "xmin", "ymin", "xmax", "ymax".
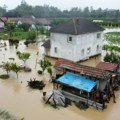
[
  {"xmin": 87, "ymin": 47, "xmax": 91, "ymax": 54},
  {"xmin": 67, "ymin": 36, "xmax": 72, "ymax": 43},
  {"xmin": 54, "ymin": 47, "xmax": 57, "ymax": 53},
  {"xmin": 96, "ymin": 45, "xmax": 99, "ymax": 51},
  {"xmin": 81, "ymin": 49, "xmax": 84, "ymax": 56},
  {"xmin": 97, "ymin": 33, "xmax": 101, "ymax": 39}
]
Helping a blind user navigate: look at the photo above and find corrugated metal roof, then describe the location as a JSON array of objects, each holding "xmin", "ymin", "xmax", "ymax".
[
  {"xmin": 57, "ymin": 72, "xmax": 96, "ymax": 92},
  {"xmin": 54, "ymin": 58, "xmax": 111, "ymax": 79},
  {"xmin": 96, "ymin": 62, "xmax": 118, "ymax": 72}
]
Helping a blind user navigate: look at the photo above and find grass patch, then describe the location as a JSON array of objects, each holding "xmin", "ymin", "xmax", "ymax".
[
  {"xmin": 105, "ymin": 32, "xmax": 120, "ymax": 44},
  {"xmin": 103, "ymin": 44, "xmax": 120, "ymax": 52},
  {"xmin": 0, "ymin": 30, "xmax": 34, "ymax": 40}
]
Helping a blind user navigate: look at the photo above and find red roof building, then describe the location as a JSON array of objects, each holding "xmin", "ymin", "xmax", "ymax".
[{"xmin": 55, "ymin": 58, "xmax": 111, "ymax": 79}]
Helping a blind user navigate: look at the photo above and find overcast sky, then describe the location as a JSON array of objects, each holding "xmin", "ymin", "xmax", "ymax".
[{"xmin": 0, "ymin": 0, "xmax": 120, "ymax": 10}]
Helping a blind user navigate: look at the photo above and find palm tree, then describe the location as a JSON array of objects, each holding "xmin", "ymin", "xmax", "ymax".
[
  {"xmin": 16, "ymin": 51, "xmax": 30, "ymax": 67},
  {"xmin": 10, "ymin": 63, "xmax": 21, "ymax": 79}
]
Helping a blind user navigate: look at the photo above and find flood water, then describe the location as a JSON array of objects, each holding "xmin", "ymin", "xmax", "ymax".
[{"xmin": 0, "ymin": 40, "xmax": 120, "ymax": 120}]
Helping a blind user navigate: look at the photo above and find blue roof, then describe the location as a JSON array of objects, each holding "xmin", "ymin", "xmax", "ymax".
[{"xmin": 57, "ymin": 72, "xmax": 96, "ymax": 92}]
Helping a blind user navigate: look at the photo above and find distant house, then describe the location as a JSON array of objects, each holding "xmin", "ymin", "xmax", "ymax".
[
  {"xmin": 42, "ymin": 18, "xmax": 104, "ymax": 62},
  {"xmin": 17, "ymin": 17, "xmax": 50, "ymax": 30},
  {"xmin": 7, "ymin": 17, "xmax": 51, "ymax": 30},
  {"xmin": 37, "ymin": 18, "xmax": 51, "ymax": 30},
  {"xmin": 0, "ymin": 18, "xmax": 5, "ymax": 31}
]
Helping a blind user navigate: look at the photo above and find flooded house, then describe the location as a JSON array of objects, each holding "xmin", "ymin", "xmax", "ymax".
[
  {"xmin": 53, "ymin": 58, "xmax": 115, "ymax": 110},
  {"xmin": 42, "ymin": 18, "xmax": 104, "ymax": 62}
]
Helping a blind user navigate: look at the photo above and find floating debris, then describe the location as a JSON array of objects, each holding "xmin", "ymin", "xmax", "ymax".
[{"xmin": 27, "ymin": 78, "xmax": 45, "ymax": 90}]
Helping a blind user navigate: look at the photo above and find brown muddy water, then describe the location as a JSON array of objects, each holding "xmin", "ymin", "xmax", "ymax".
[{"xmin": 0, "ymin": 40, "xmax": 120, "ymax": 120}]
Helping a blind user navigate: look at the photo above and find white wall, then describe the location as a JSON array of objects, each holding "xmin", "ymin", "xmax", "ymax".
[
  {"xmin": 75, "ymin": 32, "xmax": 103, "ymax": 61},
  {"xmin": 0, "ymin": 21, "xmax": 4, "ymax": 28},
  {"xmin": 50, "ymin": 32, "xmax": 103, "ymax": 62},
  {"xmin": 50, "ymin": 33, "xmax": 77, "ymax": 61}
]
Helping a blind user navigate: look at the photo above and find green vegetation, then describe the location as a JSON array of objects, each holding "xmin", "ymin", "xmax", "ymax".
[
  {"xmin": 1, "ymin": 1, "xmax": 120, "ymax": 19},
  {"xmin": 38, "ymin": 58, "xmax": 52, "ymax": 74},
  {"xmin": 0, "ymin": 22, "xmax": 37, "ymax": 41},
  {"xmin": 47, "ymin": 67, "xmax": 52, "ymax": 76},
  {"xmin": 0, "ymin": 74, "xmax": 10, "ymax": 79},
  {"xmin": 0, "ymin": 61, "xmax": 21, "ymax": 79},
  {"xmin": 103, "ymin": 44, "xmax": 120, "ymax": 52},
  {"xmin": 0, "ymin": 31, "xmax": 28, "ymax": 40},
  {"xmin": 95, "ymin": 21, "xmax": 120, "ymax": 28},
  {"xmin": 26, "ymin": 31, "xmax": 36, "ymax": 40},
  {"xmin": 104, "ymin": 52, "xmax": 120, "ymax": 65},
  {"xmin": 0, "ymin": 109, "xmax": 24, "ymax": 120},
  {"xmin": 16, "ymin": 51, "xmax": 30, "ymax": 67},
  {"xmin": 10, "ymin": 63, "xmax": 21, "ymax": 79},
  {"xmin": 0, "ymin": 62, "xmax": 11, "ymax": 75},
  {"xmin": 105, "ymin": 32, "xmax": 120, "ymax": 44}
]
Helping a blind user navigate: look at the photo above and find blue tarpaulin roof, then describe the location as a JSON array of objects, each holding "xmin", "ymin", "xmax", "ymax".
[{"xmin": 57, "ymin": 72, "xmax": 96, "ymax": 92}]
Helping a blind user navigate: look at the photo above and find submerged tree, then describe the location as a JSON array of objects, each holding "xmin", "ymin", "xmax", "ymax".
[
  {"xmin": 47, "ymin": 67, "xmax": 52, "ymax": 76},
  {"xmin": 10, "ymin": 63, "xmax": 21, "ymax": 79},
  {"xmin": 0, "ymin": 62, "xmax": 11, "ymax": 75},
  {"xmin": 38, "ymin": 58, "xmax": 52, "ymax": 75},
  {"xmin": 16, "ymin": 51, "xmax": 30, "ymax": 67}
]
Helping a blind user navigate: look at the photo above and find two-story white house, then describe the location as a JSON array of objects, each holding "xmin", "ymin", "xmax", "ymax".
[{"xmin": 42, "ymin": 18, "xmax": 104, "ymax": 62}]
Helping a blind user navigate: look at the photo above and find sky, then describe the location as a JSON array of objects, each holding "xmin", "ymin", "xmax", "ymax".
[{"xmin": 0, "ymin": 0, "xmax": 120, "ymax": 10}]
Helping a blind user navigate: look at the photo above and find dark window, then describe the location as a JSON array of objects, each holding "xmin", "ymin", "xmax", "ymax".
[
  {"xmin": 54, "ymin": 47, "xmax": 57, "ymax": 53},
  {"xmin": 87, "ymin": 47, "xmax": 91, "ymax": 54},
  {"xmin": 97, "ymin": 33, "xmax": 101, "ymax": 39},
  {"xmin": 81, "ymin": 49, "xmax": 84, "ymax": 56},
  {"xmin": 68, "ymin": 37, "xmax": 72, "ymax": 42},
  {"xmin": 97, "ymin": 45, "xmax": 99, "ymax": 51}
]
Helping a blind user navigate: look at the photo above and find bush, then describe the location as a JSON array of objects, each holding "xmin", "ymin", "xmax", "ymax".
[
  {"xmin": 0, "ymin": 74, "xmax": 9, "ymax": 79},
  {"xmin": 47, "ymin": 67, "xmax": 52, "ymax": 75},
  {"xmin": 26, "ymin": 31, "xmax": 36, "ymax": 40},
  {"xmin": 37, "ymin": 70, "xmax": 42, "ymax": 75}
]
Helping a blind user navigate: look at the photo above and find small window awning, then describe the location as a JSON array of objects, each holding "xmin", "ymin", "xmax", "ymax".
[{"xmin": 57, "ymin": 72, "xmax": 96, "ymax": 92}]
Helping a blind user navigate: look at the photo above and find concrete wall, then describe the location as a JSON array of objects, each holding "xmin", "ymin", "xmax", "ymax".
[{"xmin": 50, "ymin": 32, "xmax": 103, "ymax": 62}]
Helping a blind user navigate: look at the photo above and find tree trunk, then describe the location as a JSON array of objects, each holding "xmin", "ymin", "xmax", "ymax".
[{"xmin": 16, "ymin": 72, "xmax": 18, "ymax": 79}]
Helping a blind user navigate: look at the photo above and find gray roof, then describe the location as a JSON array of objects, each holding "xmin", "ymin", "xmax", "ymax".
[
  {"xmin": 42, "ymin": 40, "xmax": 50, "ymax": 48},
  {"xmin": 50, "ymin": 18, "xmax": 104, "ymax": 35}
]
